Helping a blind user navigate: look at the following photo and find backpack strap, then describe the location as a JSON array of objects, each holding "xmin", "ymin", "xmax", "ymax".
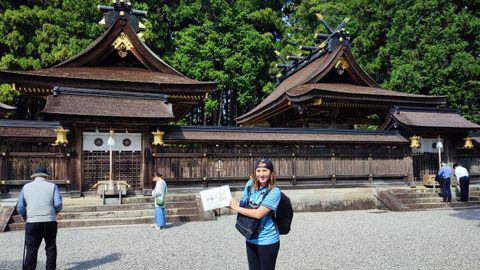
[
  {"xmin": 246, "ymin": 182, "xmax": 270, "ymax": 206},
  {"xmin": 250, "ymin": 187, "xmax": 271, "ymax": 231}
]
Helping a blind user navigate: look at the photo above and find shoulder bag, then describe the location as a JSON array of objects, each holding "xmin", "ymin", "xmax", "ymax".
[{"xmin": 235, "ymin": 186, "xmax": 270, "ymax": 240}]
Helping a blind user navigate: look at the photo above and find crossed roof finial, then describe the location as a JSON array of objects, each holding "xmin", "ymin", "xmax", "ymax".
[
  {"xmin": 98, "ymin": 0, "xmax": 147, "ymax": 33},
  {"xmin": 275, "ymin": 14, "xmax": 351, "ymax": 83}
]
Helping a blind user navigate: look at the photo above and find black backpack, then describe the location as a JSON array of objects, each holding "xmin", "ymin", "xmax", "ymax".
[{"xmin": 274, "ymin": 192, "xmax": 293, "ymax": 235}]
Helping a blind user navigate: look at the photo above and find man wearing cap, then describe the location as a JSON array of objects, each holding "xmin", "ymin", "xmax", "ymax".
[{"xmin": 17, "ymin": 166, "xmax": 63, "ymax": 270}]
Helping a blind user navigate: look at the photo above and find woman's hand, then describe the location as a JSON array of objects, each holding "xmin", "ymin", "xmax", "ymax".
[{"xmin": 229, "ymin": 198, "xmax": 238, "ymax": 211}]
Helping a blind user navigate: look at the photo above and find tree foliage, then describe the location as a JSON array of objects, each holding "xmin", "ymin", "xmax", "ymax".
[{"xmin": 0, "ymin": 0, "xmax": 478, "ymax": 124}]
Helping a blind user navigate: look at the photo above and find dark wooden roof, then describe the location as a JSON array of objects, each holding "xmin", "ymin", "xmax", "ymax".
[
  {"xmin": 55, "ymin": 18, "xmax": 180, "ymax": 74},
  {"xmin": 380, "ymin": 107, "xmax": 480, "ymax": 132},
  {"xmin": 0, "ymin": 120, "xmax": 60, "ymax": 138},
  {"xmin": 236, "ymin": 45, "xmax": 447, "ymax": 126},
  {"xmin": 0, "ymin": 17, "xmax": 215, "ymax": 101},
  {"xmin": 0, "ymin": 18, "xmax": 215, "ymax": 94},
  {"xmin": 0, "ymin": 16, "xmax": 216, "ymax": 122},
  {"xmin": 0, "ymin": 67, "xmax": 213, "ymax": 95},
  {"xmin": 162, "ymin": 126, "xmax": 408, "ymax": 144},
  {"xmin": 287, "ymin": 83, "xmax": 446, "ymax": 104},
  {"xmin": 42, "ymin": 94, "xmax": 173, "ymax": 120}
]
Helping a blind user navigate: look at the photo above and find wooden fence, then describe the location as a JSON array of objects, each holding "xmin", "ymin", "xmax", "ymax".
[{"xmin": 153, "ymin": 144, "xmax": 411, "ymax": 187}]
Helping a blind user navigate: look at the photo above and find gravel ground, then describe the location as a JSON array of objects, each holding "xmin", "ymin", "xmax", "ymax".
[{"xmin": 0, "ymin": 209, "xmax": 479, "ymax": 270}]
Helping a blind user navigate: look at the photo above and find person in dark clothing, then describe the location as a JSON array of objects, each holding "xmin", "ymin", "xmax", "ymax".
[
  {"xmin": 437, "ymin": 162, "xmax": 453, "ymax": 203},
  {"xmin": 453, "ymin": 163, "xmax": 470, "ymax": 201},
  {"xmin": 17, "ymin": 166, "xmax": 63, "ymax": 270}
]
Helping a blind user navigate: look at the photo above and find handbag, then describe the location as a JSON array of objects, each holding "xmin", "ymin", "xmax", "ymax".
[
  {"xmin": 235, "ymin": 186, "xmax": 270, "ymax": 240},
  {"xmin": 155, "ymin": 196, "xmax": 165, "ymax": 207}
]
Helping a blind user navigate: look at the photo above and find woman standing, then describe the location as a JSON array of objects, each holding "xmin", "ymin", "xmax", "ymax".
[
  {"xmin": 230, "ymin": 158, "xmax": 281, "ymax": 270},
  {"xmin": 151, "ymin": 173, "xmax": 167, "ymax": 229}
]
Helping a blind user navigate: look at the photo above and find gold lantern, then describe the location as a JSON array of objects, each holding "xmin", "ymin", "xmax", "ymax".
[
  {"xmin": 409, "ymin": 135, "xmax": 421, "ymax": 149},
  {"xmin": 52, "ymin": 128, "xmax": 69, "ymax": 146},
  {"xmin": 464, "ymin": 136, "xmax": 474, "ymax": 149},
  {"xmin": 152, "ymin": 129, "xmax": 164, "ymax": 146}
]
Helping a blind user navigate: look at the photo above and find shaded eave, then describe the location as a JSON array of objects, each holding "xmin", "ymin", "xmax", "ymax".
[
  {"xmin": 287, "ymin": 83, "xmax": 447, "ymax": 105},
  {"xmin": 0, "ymin": 102, "xmax": 16, "ymax": 110},
  {"xmin": 471, "ymin": 133, "xmax": 480, "ymax": 144},
  {"xmin": 0, "ymin": 68, "xmax": 216, "ymax": 95},
  {"xmin": 380, "ymin": 107, "xmax": 480, "ymax": 132},
  {"xmin": 41, "ymin": 93, "xmax": 174, "ymax": 120},
  {"xmin": 0, "ymin": 120, "xmax": 61, "ymax": 138},
  {"xmin": 162, "ymin": 125, "xmax": 408, "ymax": 144}
]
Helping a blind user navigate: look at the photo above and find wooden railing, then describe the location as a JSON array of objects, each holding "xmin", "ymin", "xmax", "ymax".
[
  {"xmin": 153, "ymin": 148, "xmax": 411, "ymax": 187},
  {"xmin": 0, "ymin": 179, "xmax": 70, "ymax": 193}
]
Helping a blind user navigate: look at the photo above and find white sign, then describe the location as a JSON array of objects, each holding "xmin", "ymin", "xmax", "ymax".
[
  {"xmin": 412, "ymin": 138, "xmax": 444, "ymax": 153},
  {"xmin": 83, "ymin": 132, "xmax": 141, "ymax": 151},
  {"xmin": 200, "ymin": 185, "xmax": 232, "ymax": 212}
]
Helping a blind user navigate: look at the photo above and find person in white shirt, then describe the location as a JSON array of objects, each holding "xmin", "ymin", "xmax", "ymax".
[
  {"xmin": 453, "ymin": 163, "xmax": 470, "ymax": 201},
  {"xmin": 151, "ymin": 173, "xmax": 167, "ymax": 229}
]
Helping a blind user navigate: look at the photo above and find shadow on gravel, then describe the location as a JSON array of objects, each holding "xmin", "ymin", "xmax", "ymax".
[
  {"xmin": 448, "ymin": 208, "xmax": 480, "ymax": 221},
  {"xmin": 64, "ymin": 252, "xmax": 122, "ymax": 270},
  {"xmin": 167, "ymin": 222, "xmax": 187, "ymax": 229},
  {"xmin": 0, "ymin": 260, "xmax": 22, "ymax": 270}
]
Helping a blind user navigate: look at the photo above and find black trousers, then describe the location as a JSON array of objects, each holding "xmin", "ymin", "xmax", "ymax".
[
  {"xmin": 459, "ymin": 176, "xmax": 470, "ymax": 201},
  {"xmin": 440, "ymin": 177, "xmax": 451, "ymax": 202},
  {"xmin": 246, "ymin": 241, "xmax": 280, "ymax": 270},
  {"xmin": 23, "ymin": 221, "xmax": 58, "ymax": 270}
]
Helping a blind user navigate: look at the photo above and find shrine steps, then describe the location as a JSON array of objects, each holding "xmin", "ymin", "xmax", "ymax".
[
  {"xmin": 5, "ymin": 193, "xmax": 215, "ymax": 232},
  {"xmin": 377, "ymin": 186, "xmax": 480, "ymax": 211}
]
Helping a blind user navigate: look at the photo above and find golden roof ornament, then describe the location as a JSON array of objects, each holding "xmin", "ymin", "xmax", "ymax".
[
  {"xmin": 463, "ymin": 136, "xmax": 474, "ymax": 149},
  {"xmin": 152, "ymin": 129, "xmax": 165, "ymax": 146},
  {"xmin": 409, "ymin": 135, "xmax": 421, "ymax": 149},
  {"xmin": 52, "ymin": 128, "xmax": 69, "ymax": 146},
  {"xmin": 112, "ymin": 32, "xmax": 133, "ymax": 58}
]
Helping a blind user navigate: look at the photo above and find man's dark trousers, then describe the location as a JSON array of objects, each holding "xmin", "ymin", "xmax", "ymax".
[
  {"xmin": 459, "ymin": 176, "xmax": 470, "ymax": 201},
  {"xmin": 24, "ymin": 221, "xmax": 58, "ymax": 270},
  {"xmin": 440, "ymin": 177, "xmax": 451, "ymax": 202}
]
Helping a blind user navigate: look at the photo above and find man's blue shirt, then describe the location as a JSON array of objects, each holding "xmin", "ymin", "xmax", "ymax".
[{"xmin": 438, "ymin": 165, "xmax": 453, "ymax": 179}]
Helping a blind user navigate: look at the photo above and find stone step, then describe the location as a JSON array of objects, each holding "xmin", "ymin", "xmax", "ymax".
[
  {"xmin": 405, "ymin": 201, "xmax": 480, "ymax": 210},
  {"xmin": 11, "ymin": 207, "xmax": 199, "ymax": 222},
  {"xmin": 392, "ymin": 190, "xmax": 480, "ymax": 199},
  {"xmin": 122, "ymin": 194, "xmax": 197, "ymax": 204},
  {"xmin": 8, "ymin": 214, "xmax": 203, "ymax": 231},
  {"xmin": 62, "ymin": 201, "xmax": 197, "ymax": 212},
  {"xmin": 400, "ymin": 196, "xmax": 480, "ymax": 204}
]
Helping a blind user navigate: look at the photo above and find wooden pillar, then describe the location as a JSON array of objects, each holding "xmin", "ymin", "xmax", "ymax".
[
  {"xmin": 202, "ymin": 152, "xmax": 208, "ymax": 187},
  {"xmin": 403, "ymin": 151, "xmax": 414, "ymax": 182},
  {"xmin": 141, "ymin": 128, "xmax": 151, "ymax": 194},
  {"xmin": 72, "ymin": 125, "xmax": 83, "ymax": 197},
  {"xmin": 443, "ymin": 134, "xmax": 454, "ymax": 164},
  {"xmin": 368, "ymin": 152, "xmax": 373, "ymax": 183},
  {"xmin": 0, "ymin": 151, "xmax": 6, "ymax": 193},
  {"xmin": 291, "ymin": 152, "xmax": 296, "ymax": 185},
  {"xmin": 330, "ymin": 145, "xmax": 336, "ymax": 185}
]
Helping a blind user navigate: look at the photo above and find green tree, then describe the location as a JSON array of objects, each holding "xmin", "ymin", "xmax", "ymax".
[
  {"xmin": 161, "ymin": 0, "xmax": 279, "ymax": 125},
  {"xmin": 0, "ymin": 0, "xmax": 104, "ymax": 116}
]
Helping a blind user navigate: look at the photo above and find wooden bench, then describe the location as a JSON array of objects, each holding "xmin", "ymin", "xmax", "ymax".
[{"xmin": 0, "ymin": 179, "xmax": 70, "ymax": 193}]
